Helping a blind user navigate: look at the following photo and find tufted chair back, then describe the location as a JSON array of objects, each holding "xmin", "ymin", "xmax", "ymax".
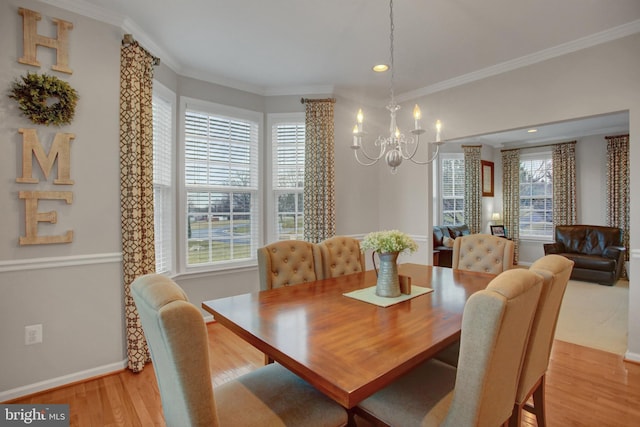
[
  {"xmin": 452, "ymin": 234, "xmax": 515, "ymax": 274},
  {"xmin": 318, "ymin": 236, "xmax": 365, "ymax": 279},
  {"xmin": 257, "ymin": 240, "xmax": 324, "ymax": 290}
]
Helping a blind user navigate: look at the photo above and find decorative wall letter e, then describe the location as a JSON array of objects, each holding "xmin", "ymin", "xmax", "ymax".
[{"xmin": 19, "ymin": 191, "xmax": 74, "ymax": 245}]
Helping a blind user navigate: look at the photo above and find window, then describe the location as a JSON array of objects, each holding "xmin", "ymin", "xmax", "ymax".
[
  {"xmin": 152, "ymin": 82, "xmax": 175, "ymax": 275},
  {"xmin": 183, "ymin": 100, "xmax": 260, "ymax": 269},
  {"xmin": 440, "ymin": 155, "xmax": 465, "ymax": 225},
  {"xmin": 270, "ymin": 115, "xmax": 305, "ymax": 241},
  {"xmin": 519, "ymin": 153, "xmax": 553, "ymax": 238}
]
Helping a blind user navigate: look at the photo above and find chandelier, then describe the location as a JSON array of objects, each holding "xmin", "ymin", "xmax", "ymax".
[{"xmin": 351, "ymin": 0, "xmax": 443, "ymax": 174}]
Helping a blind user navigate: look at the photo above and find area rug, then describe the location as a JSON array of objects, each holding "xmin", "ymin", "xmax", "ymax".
[{"xmin": 554, "ymin": 279, "xmax": 628, "ymax": 355}]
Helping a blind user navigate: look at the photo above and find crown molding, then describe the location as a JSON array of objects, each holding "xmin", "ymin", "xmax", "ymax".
[
  {"xmin": 38, "ymin": 0, "xmax": 125, "ymax": 27},
  {"xmin": 36, "ymin": 2, "xmax": 640, "ymax": 101},
  {"xmin": 397, "ymin": 19, "xmax": 640, "ymax": 103}
]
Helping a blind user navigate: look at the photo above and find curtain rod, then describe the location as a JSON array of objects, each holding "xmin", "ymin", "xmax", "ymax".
[
  {"xmin": 122, "ymin": 34, "xmax": 160, "ymax": 66},
  {"xmin": 300, "ymin": 97, "xmax": 336, "ymax": 104},
  {"xmin": 500, "ymin": 140, "xmax": 576, "ymax": 152},
  {"xmin": 605, "ymin": 134, "xmax": 629, "ymax": 139}
]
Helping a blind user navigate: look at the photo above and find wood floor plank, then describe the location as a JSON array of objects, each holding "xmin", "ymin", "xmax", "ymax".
[{"xmin": 5, "ymin": 323, "xmax": 639, "ymax": 426}]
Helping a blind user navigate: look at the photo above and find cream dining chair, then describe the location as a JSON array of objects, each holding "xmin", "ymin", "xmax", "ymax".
[
  {"xmin": 452, "ymin": 233, "xmax": 515, "ymax": 274},
  {"xmin": 355, "ymin": 269, "xmax": 543, "ymax": 427},
  {"xmin": 317, "ymin": 235, "xmax": 365, "ymax": 279},
  {"xmin": 509, "ymin": 254, "xmax": 574, "ymax": 427},
  {"xmin": 131, "ymin": 274, "xmax": 348, "ymax": 427},
  {"xmin": 435, "ymin": 233, "xmax": 516, "ymax": 367},
  {"xmin": 257, "ymin": 240, "xmax": 323, "ymax": 290}
]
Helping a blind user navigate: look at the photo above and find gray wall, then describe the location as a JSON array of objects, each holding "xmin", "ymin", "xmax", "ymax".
[
  {"xmin": 1, "ymin": 0, "xmax": 639, "ymax": 400},
  {"xmin": 382, "ymin": 33, "xmax": 640, "ymax": 361}
]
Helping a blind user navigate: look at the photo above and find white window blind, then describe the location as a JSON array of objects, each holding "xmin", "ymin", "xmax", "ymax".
[
  {"xmin": 440, "ymin": 156, "xmax": 465, "ymax": 225},
  {"xmin": 519, "ymin": 153, "xmax": 553, "ymax": 238},
  {"xmin": 152, "ymin": 83, "xmax": 174, "ymax": 275},
  {"xmin": 184, "ymin": 104, "xmax": 260, "ymax": 267},
  {"xmin": 272, "ymin": 121, "xmax": 305, "ymax": 240}
]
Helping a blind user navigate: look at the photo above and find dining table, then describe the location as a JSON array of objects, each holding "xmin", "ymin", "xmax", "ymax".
[{"xmin": 202, "ymin": 263, "xmax": 495, "ymax": 409}]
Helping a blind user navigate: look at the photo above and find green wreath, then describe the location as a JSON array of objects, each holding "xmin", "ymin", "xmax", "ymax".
[{"xmin": 9, "ymin": 72, "xmax": 78, "ymax": 126}]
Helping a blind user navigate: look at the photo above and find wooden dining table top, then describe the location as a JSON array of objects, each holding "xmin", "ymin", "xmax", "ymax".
[{"xmin": 202, "ymin": 263, "xmax": 495, "ymax": 408}]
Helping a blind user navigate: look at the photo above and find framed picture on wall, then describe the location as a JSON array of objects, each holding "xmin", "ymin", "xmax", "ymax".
[
  {"xmin": 490, "ymin": 225, "xmax": 506, "ymax": 237},
  {"xmin": 482, "ymin": 160, "xmax": 494, "ymax": 197}
]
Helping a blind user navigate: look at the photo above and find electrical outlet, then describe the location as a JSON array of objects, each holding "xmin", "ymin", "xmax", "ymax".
[{"xmin": 25, "ymin": 324, "xmax": 43, "ymax": 345}]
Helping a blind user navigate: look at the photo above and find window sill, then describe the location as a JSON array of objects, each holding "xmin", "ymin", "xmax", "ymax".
[
  {"xmin": 172, "ymin": 262, "xmax": 258, "ymax": 281},
  {"xmin": 518, "ymin": 236, "xmax": 554, "ymax": 244}
]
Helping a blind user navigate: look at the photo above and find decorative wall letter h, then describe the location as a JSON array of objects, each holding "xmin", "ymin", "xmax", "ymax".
[{"xmin": 18, "ymin": 7, "xmax": 73, "ymax": 74}]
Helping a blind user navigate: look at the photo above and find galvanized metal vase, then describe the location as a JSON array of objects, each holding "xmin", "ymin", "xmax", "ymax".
[{"xmin": 375, "ymin": 251, "xmax": 401, "ymax": 297}]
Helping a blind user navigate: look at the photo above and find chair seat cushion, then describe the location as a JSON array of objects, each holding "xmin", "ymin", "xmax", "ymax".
[
  {"xmin": 215, "ymin": 363, "xmax": 347, "ymax": 427},
  {"xmin": 558, "ymin": 253, "xmax": 616, "ymax": 272},
  {"xmin": 357, "ymin": 359, "xmax": 456, "ymax": 427}
]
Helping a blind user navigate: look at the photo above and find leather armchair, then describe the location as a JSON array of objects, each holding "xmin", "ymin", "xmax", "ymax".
[{"xmin": 543, "ymin": 225, "xmax": 625, "ymax": 286}]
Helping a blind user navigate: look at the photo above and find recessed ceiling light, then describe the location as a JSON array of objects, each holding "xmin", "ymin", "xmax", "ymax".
[
  {"xmin": 373, "ymin": 64, "xmax": 389, "ymax": 72},
  {"xmin": 527, "ymin": 129, "xmax": 538, "ymax": 133}
]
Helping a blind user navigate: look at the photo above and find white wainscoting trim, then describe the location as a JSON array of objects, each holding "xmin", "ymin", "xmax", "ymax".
[
  {"xmin": 0, "ymin": 253, "xmax": 122, "ymax": 273},
  {"xmin": 0, "ymin": 359, "xmax": 128, "ymax": 402}
]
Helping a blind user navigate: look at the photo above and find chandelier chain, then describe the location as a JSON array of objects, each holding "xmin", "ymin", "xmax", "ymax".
[{"xmin": 389, "ymin": 0, "xmax": 395, "ymax": 104}]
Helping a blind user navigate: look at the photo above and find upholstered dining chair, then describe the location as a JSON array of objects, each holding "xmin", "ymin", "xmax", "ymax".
[
  {"xmin": 131, "ymin": 274, "xmax": 348, "ymax": 427},
  {"xmin": 318, "ymin": 236, "xmax": 366, "ymax": 279},
  {"xmin": 435, "ymin": 234, "xmax": 516, "ymax": 367},
  {"xmin": 452, "ymin": 233, "xmax": 515, "ymax": 274},
  {"xmin": 257, "ymin": 240, "xmax": 323, "ymax": 290},
  {"xmin": 509, "ymin": 254, "xmax": 574, "ymax": 427},
  {"xmin": 355, "ymin": 269, "xmax": 543, "ymax": 427}
]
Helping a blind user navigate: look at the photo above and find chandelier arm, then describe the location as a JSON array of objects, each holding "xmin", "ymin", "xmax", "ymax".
[
  {"xmin": 407, "ymin": 143, "xmax": 441, "ymax": 165},
  {"xmin": 397, "ymin": 134, "xmax": 419, "ymax": 160},
  {"xmin": 353, "ymin": 150, "xmax": 383, "ymax": 166},
  {"xmin": 354, "ymin": 139, "xmax": 387, "ymax": 162}
]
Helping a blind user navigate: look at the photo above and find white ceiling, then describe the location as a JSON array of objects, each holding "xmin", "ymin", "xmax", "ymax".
[{"xmin": 50, "ymin": 0, "xmax": 638, "ymax": 143}]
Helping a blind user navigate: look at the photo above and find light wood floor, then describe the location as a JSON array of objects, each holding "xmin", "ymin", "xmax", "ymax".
[{"xmin": 7, "ymin": 322, "xmax": 640, "ymax": 426}]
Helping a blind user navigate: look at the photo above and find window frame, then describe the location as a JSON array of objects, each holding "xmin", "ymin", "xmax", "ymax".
[
  {"xmin": 266, "ymin": 113, "xmax": 305, "ymax": 243},
  {"xmin": 152, "ymin": 81, "xmax": 176, "ymax": 276},
  {"xmin": 519, "ymin": 151, "xmax": 553, "ymax": 240},
  {"xmin": 177, "ymin": 97, "xmax": 263, "ymax": 274},
  {"xmin": 436, "ymin": 153, "xmax": 465, "ymax": 226}
]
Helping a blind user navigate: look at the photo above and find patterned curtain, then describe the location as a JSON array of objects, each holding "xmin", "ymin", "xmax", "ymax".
[
  {"xmin": 303, "ymin": 99, "xmax": 336, "ymax": 243},
  {"xmin": 502, "ymin": 149, "xmax": 520, "ymax": 263},
  {"xmin": 120, "ymin": 40, "xmax": 157, "ymax": 372},
  {"xmin": 552, "ymin": 141, "xmax": 577, "ymax": 226},
  {"xmin": 606, "ymin": 134, "xmax": 630, "ymax": 268},
  {"xmin": 462, "ymin": 145, "xmax": 482, "ymax": 234}
]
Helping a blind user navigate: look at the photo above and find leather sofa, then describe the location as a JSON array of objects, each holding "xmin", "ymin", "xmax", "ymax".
[
  {"xmin": 433, "ymin": 224, "xmax": 471, "ymax": 267},
  {"xmin": 543, "ymin": 225, "xmax": 625, "ymax": 286}
]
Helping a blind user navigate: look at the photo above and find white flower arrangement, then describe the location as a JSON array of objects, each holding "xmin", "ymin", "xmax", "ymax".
[{"xmin": 361, "ymin": 230, "xmax": 418, "ymax": 254}]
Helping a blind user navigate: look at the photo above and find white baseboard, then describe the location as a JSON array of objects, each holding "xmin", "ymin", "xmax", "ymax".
[
  {"xmin": 624, "ymin": 350, "xmax": 640, "ymax": 364},
  {"xmin": 0, "ymin": 359, "xmax": 128, "ymax": 402}
]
